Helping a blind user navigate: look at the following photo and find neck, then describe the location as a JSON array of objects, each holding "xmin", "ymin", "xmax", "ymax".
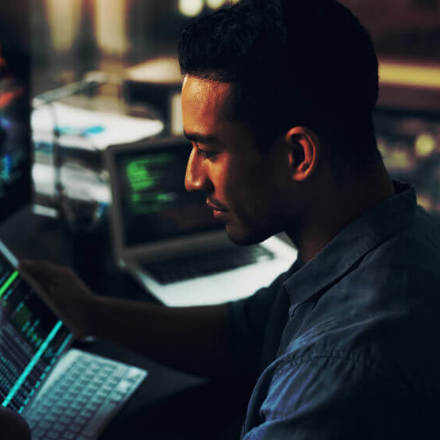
[{"xmin": 287, "ymin": 162, "xmax": 395, "ymax": 263}]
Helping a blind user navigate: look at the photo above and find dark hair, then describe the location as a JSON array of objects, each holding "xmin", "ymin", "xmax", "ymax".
[{"xmin": 178, "ymin": 0, "xmax": 381, "ymax": 173}]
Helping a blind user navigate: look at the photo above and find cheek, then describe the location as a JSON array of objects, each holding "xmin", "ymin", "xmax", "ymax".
[
  {"xmin": 227, "ymin": 167, "xmax": 267, "ymax": 216},
  {"xmin": 245, "ymin": 166, "xmax": 287, "ymax": 218},
  {"xmin": 209, "ymin": 157, "xmax": 235, "ymax": 197}
]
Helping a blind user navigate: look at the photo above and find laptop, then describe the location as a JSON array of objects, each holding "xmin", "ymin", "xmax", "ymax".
[
  {"xmin": 105, "ymin": 136, "xmax": 297, "ymax": 307},
  {"xmin": 0, "ymin": 240, "xmax": 147, "ymax": 439}
]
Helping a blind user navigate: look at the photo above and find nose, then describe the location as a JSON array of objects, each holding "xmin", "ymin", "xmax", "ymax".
[{"xmin": 185, "ymin": 146, "xmax": 212, "ymax": 193}]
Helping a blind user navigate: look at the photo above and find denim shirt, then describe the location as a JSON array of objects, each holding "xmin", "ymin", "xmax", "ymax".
[{"xmin": 228, "ymin": 183, "xmax": 440, "ymax": 439}]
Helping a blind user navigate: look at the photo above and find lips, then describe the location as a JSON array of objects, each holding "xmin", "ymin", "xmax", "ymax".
[
  {"xmin": 206, "ymin": 198, "xmax": 227, "ymax": 212},
  {"xmin": 206, "ymin": 199, "xmax": 229, "ymax": 220}
]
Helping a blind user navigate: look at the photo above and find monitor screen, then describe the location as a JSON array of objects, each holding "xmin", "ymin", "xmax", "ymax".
[
  {"xmin": 0, "ymin": 6, "xmax": 31, "ymax": 224},
  {"xmin": 113, "ymin": 139, "xmax": 221, "ymax": 247}
]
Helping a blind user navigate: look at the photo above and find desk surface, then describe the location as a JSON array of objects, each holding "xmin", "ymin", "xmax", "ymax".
[{"xmin": 0, "ymin": 206, "xmax": 245, "ymax": 439}]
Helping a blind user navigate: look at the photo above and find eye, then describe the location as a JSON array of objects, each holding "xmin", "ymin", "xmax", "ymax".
[
  {"xmin": 194, "ymin": 144, "xmax": 218, "ymax": 159},
  {"xmin": 197, "ymin": 149, "xmax": 216, "ymax": 159}
]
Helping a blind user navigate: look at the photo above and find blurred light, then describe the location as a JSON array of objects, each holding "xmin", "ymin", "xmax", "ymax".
[
  {"xmin": 207, "ymin": 0, "xmax": 225, "ymax": 8},
  {"xmin": 417, "ymin": 193, "xmax": 434, "ymax": 212},
  {"xmin": 415, "ymin": 133, "xmax": 437, "ymax": 158},
  {"xmin": 179, "ymin": 0, "xmax": 204, "ymax": 17},
  {"xmin": 126, "ymin": 57, "xmax": 182, "ymax": 84},
  {"xmin": 171, "ymin": 92, "xmax": 183, "ymax": 135},
  {"xmin": 377, "ymin": 138, "xmax": 386, "ymax": 155},
  {"xmin": 94, "ymin": 0, "xmax": 129, "ymax": 55},
  {"xmin": 45, "ymin": 0, "xmax": 82, "ymax": 52},
  {"xmin": 380, "ymin": 60, "xmax": 440, "ymax": 90}
]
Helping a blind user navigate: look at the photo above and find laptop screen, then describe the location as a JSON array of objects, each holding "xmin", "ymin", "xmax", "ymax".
[
  {"xmin": 0, "ymin": 246, "xmax": 72, "ymax": 413},
  {"xmin": 112, "ymin": 138, "xmax": 221, "ymax": 248}
]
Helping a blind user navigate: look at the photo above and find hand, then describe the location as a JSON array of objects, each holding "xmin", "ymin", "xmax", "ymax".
[
  {"xmin": 0, "ymin": 408, "xmax": 31, "ymax": 440},
  {"xmin": 19, "ymin": 260, "xmax": 97, "ymax": 339}
]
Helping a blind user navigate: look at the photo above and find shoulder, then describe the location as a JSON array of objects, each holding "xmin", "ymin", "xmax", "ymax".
[
  {"xmin": 276, "ymin": 212, "xmax": 440, "ymax": 391},
  {"xmin": 364, "ymin": 205, "xmax": 440, "ymax": 276},
  {"xmin": 326, "ymin": 204, "xmax": 440, "ymax": 314}
]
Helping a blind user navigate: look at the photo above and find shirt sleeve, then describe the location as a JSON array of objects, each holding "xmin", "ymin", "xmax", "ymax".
[
  {"xmin": 226, "ymin": 269, "xmax": 293, "ymax": 376},
  {"xmin": 242, "ymin": 352, "xmax": 421, "ymax": 440}
]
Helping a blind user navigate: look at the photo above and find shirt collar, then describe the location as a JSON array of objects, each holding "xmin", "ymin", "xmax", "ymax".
[{"xmin": 283, "ymin": 182, "xmax": 417, "ymax": 305}]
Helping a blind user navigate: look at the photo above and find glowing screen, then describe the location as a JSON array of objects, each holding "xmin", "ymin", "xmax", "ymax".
[
  {"xmin": 115, "ymin": 140, "xmax": 221, "ymax": 247},
  {"xmin": 0, "ymin": 251, "xmax": 72, "ymax": 413}
]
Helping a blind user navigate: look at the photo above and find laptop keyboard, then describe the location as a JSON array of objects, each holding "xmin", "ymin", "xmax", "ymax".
[
  {"xmin": 23, "ymin": 349, "xmax": 147, "ymax": 440},
  {"xmin": 141, "ymin": 244, "xmax": 275, "ymax": 284}
]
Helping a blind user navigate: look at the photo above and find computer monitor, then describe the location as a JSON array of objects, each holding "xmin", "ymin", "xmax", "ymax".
[
  {"xmin": 0, "ymin": 3, "xmax": 31, "ymax": 224},
  {"xmin": 108, "ymin": 137, "xmax": 220, "ymax": 249}
]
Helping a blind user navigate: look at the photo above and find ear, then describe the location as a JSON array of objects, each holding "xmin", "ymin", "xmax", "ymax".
[{"xmin": 285, "ymin": 126, "xmax": 320, "ymax": 182}]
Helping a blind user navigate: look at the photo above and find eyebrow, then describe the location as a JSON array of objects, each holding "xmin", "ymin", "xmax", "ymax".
[{"xmin": 183, "ymin": 131, "xmax": 219, "ymax": 145}]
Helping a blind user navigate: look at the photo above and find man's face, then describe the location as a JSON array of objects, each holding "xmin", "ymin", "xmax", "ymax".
[{"xmin": 182, "ymin": 75, "xmax": 290, "ymax": 245}]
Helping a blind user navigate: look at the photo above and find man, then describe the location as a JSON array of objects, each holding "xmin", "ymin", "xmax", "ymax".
[{"xmin": 21, "ymin": 0, "xmax": 440, "ymax": 438}]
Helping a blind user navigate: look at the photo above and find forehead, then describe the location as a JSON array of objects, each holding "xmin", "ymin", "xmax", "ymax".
[{"xmin": 181, "ymin": 75, "xmax": 232, "ymax": 133}]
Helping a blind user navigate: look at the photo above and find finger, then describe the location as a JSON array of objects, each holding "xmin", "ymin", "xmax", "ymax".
[
  {"xmin": 19, "ymin": 268, "xmax": 80, "ymax": 336},
  {"xmin": 19, "ymin": 263, "xmax": 54, "ymax": 289},
  {"xmin": 20, "ymin": 259, "xmax": 58, "ymax": 273}
]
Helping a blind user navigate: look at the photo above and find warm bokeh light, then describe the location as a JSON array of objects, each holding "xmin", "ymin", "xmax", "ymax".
[
  {"xmin": 379, "ymin": 60, "xmax": 440, "ymax": 90},
  {"xmin": 416, "ymin": 193, "xmax": 434, "ymax": 212},
  {"xmin": 415, "ymin": 133, "xmax": 437, "ymax": 158},
  {"xmin": 171, "ymin": 92, "xmax": 183, "ymax": 135},
  {"xmin": 178, "ymin": 0, "xmax": 204, "ymax": 17},
  {"xmin": 207, "ymin": 0, "xmax": 226, "ymax": 9},
  {"xmin": 94, "ymin": 0, "xmax": 129, "ymax": 55},
  {"xmin": 45, "ymin": 0, "xmax": 82, "ymax": 52},
  {"xmin": 125, "ymin": 57, "xmax": 182, "ymax": 84}
]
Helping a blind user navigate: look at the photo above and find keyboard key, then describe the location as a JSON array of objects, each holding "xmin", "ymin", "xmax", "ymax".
[
  {"xmin": 38, "ymin": 420, "xmax": 52, "ymax": 430},
  {"xmin": 80, "ymin": 409, "xmax": 94, "ymax": 419},
  {"xmin": 68, "ymin": 422, "xmax": 83, "ymax": 433},
  {"xmin": 53, "ymin": 422, "xmax": 67, "ymax": 432},
  {"xmin": 46, "ymin": 430, "xmax": 60, "ymax": 439},
  {"xmin": 61, "ymin": 415, "xmax": 74, "ymax": 424},
  {"xmin": 32, "ymin": 427, "xmax": 47, "ymax": 438},
  {"xmin": 83, "ymin": 401, "xmax": 119, "ymax": 437},
  {"xmin": 126, "ymin": 368, "xmax": 143, "ymax": 381},
  {"xmin": 52, "ymin": 407, "xmax": 63, "ymax": 416},
  {"xmin": 86, "ymin": 401, "xmax": 100, "ymax": 411},
  {"xmin": 115, "ymin": 380, "xmax": 132, "ymax": 394},
  {"xmin": 76, "ymin": 416, "xmax": 88, "ymax": 426},
  {"xmin": 45, "ymin": 414, "xmax": 57, "ymax": 423},
  {"xmin": 66, "ymin": 408, "xmax": 80, "ymax": 417}
]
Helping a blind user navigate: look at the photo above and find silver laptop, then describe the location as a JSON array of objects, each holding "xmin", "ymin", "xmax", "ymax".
[
  {"xmin": 0, "ymin": 240, "xmax": 147, "ymax": 439},
  {"xmin": 105, "ymin": 136, "xmax": 297, "ymax": 307}
]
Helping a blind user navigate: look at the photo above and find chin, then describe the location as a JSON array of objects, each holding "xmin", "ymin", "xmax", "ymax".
[{"xmin": 225, "ymin": 223, "xmax": 273, "ymax": 246}]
